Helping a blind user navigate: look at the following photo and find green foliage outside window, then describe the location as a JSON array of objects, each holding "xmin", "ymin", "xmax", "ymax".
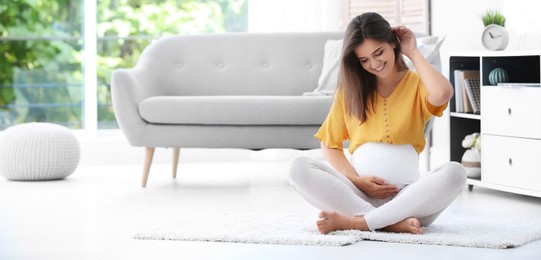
[
  {"xmin": 0, "ymin": 0, "xmax": 248, "ymax": 129},
  {"xmin": 0, "ymin": 0, "xmax": 83, "ymax": 128}
]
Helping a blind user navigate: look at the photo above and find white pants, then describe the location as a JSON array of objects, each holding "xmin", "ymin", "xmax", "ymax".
[{"xmin": 288, "ymin": 156, "xmax": 467, "ymax": 231}]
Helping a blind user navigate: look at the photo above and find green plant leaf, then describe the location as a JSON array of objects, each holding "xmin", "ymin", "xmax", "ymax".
[{"xmin": 482, "ymin": 9, "xmax": 506, "ymax": 27}]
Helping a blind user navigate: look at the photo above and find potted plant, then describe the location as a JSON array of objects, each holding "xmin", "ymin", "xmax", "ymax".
[
  {"xmin": 482, "ymin": 10, "xmax": 506, "ymax": 27},
  {"xmin": 481, "ymin": 10, "xmax": 509, "ymax": 51},
  {"xmin": 461, "ymin": 133, "xmax": 481, "ymax": 178}
]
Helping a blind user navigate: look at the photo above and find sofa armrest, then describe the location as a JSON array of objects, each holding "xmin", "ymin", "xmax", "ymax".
[{"xmin": 111, "ymin": 68, "xmax": 154, "ymax": 146}]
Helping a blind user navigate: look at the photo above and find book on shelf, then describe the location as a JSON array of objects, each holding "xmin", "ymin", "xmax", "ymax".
[
  {"xmin": 464, "ymin": 78, "xmax": 481, "ymax": 114},
  {"xmin": 462, "ymin": 78, "xmax": 473, "ymax": 113},
  {"xmin": 453, "ymin": 70, "xmax": 480, "ymax": 113}
]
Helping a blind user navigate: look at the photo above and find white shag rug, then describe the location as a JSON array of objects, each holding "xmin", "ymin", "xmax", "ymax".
[{"xmin": 134, "ymin": 212, "xmax": 541, "ymax": 249}]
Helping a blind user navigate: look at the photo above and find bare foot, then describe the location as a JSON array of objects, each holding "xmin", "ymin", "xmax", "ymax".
[
  {"xmin": 316, "ymin": 211, "xmax": 369, "ymax": 234},
  {"xmin": 382, "ymin": 218, "xmax": 423, "ymax": 234}
]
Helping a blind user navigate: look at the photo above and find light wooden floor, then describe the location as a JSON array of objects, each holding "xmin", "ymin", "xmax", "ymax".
[{"xmin": 1, "ymin": 156, "xmax": 541, "ymax": 260}]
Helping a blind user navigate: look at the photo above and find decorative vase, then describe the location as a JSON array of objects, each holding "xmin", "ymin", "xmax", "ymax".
[
  {"xmin": 461, "ymin": 148, "xmax": 481, "ymax": 178},
  {"xmin": 488, "ymin": 67, "xmax": 509, "ymax": 85}
]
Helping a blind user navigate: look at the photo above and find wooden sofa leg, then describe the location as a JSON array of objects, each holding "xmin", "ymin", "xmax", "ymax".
[
  {"xmin": 172, "ymin": 148, "xmax": 180, "ymax": 179},
  {"xmin": 142, "ymin": 147, "xmax": 155, "ymax": 188}
]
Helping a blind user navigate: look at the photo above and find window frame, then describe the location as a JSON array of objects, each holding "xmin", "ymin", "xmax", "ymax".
[{"xmin": 341, "ymin": 0, "xmax": 431, "ymax": 34}]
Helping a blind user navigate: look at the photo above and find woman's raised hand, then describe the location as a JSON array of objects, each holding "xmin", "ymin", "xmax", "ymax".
[{"xmin": 392, "ymin": 26, "xmax": 417, "ymax": 57}]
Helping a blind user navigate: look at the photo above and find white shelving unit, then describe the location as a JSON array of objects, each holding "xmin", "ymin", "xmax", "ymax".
[{"xmin": 449, "ymin": 51, "xmax": 541, "ymax": 198}]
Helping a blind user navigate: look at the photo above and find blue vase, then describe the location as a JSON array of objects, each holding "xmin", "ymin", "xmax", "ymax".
[{"xmin": 488, "ymin": 67, "xmax": 509, "ymax": 86}]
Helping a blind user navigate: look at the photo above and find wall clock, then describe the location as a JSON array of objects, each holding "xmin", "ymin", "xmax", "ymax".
[{"xmin": 481, "ymin": 24, "xmax": 509, "ymax": 51}]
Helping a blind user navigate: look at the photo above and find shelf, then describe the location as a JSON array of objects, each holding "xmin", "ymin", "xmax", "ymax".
[
  {"xmin": 452, "ymin": 50, "xmax": 541, "ymax": 57},
  {"xmin": 467, "ymin": 178, "xmax": 541, "ymax": 198},
  {"xmin": 451, "ymin": 52, "xmax": 541, "ymax": 198},
  {"xmin": 450, "ymin": 112, "xmax": 481, "ymax": 120}
]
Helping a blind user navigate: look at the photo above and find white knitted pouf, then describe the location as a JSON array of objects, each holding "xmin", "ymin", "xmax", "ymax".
[{"xmin": 0, "ymin": 122, "xmax": 80, "ymax": 181}]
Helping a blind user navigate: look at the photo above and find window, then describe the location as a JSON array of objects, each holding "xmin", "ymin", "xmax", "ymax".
[
  {"xmin": 0, "ymin": 1, "xmax": 84, "ymax": 129},
  {"xmin": 341, "ymin": 0, "xmax": 430, "ymax": 34},
  {"xmin": 0, "ymin": 0, "xmax": 248, "ymax": 130}
]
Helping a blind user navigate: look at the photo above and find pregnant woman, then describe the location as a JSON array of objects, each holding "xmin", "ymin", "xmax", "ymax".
[{"xmin": 288, "ymin": 12, "xmax": 466, "ymax": 235}]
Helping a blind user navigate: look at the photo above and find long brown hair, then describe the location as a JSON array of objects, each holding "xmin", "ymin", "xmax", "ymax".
[{"xmin": 338, "ymin": 12, "xmax": 408, "ymax": 123}]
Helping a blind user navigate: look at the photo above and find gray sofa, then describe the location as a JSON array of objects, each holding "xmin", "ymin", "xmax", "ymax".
[{"xmin": 111, "ymin": 32, "xmax": 342, "ymax": 187}]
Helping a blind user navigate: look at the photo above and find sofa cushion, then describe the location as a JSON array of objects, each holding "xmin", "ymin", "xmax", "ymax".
[
  {"xmin": 314, "ymin": 39, "xmax": 343, "ymax": 94},
  {"xmin": 136, "ymin": 33, "xmax": 343, "ymax": 97},
  {"xmin": 403, "ymin": 35, "xmax": 445, "ymax": 71},
  {"xmin": 139, "ymin": 96, "xmax": 333, "ymax": 125}
]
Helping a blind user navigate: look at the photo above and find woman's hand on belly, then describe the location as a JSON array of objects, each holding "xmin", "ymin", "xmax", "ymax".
[{"xmin": 352, "ymin": 175, "xmax": 400, "ymax": 199}]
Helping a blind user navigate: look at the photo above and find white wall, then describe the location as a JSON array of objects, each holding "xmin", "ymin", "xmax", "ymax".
[
  {"xmin": 433, "ymin": 0, "xmax": 541, "ymax": 53},
  {"xmin": 432, "ymin": 0, "xmax": 541, "ymax": 77},
  {"xmin": 248, "ymin": 0, "xmax": 341, "ymax": 32}
]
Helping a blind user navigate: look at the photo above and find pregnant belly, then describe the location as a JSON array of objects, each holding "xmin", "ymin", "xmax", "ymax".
[{"xmin": 351, "ymin": 142, "xmax": 419, "ymax": 189}]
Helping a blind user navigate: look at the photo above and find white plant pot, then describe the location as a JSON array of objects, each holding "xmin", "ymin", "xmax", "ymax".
[{"xmin": 461, "ymin": 148, "xmax": 481, "ymax": 178}]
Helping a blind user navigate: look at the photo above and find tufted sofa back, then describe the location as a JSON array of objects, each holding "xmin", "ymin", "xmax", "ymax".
[{"xmin": 135, "ymin": 32, "xmax": 343, "ymax": 96}]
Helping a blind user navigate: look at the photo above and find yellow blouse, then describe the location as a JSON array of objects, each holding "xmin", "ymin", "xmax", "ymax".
[{"xmin": 315, "ymin": 71, "xmax": 447, "ymax": 154}]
